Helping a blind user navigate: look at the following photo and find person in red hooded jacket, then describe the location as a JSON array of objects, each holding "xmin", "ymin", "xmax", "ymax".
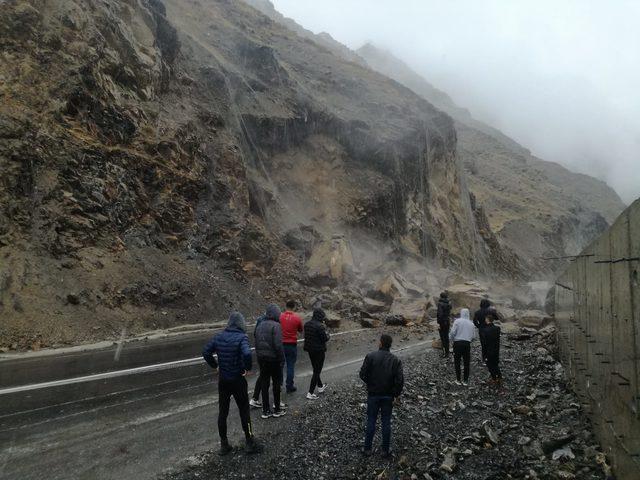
[{"xmin": 280, "ymin": 300, "xmax": 303, "ymax": 393}]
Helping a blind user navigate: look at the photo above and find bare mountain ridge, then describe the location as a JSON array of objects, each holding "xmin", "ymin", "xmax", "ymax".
[
  {"xmin": 355, "ymin": 44, "xmax": 626, "ymax": 264},
  {"xmin": 0, "ymin": 0, "xmax": 517, "ymax": 349}
]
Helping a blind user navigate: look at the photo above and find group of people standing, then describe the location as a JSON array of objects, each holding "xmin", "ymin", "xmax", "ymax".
[
  {"xmin": 202, "ymin": 293, "xmax": 502, "ymax": 457},
  {"xmin": 202, "ymin": 301, "xmax": 331, "ymax": 454},
  {"xmin": 436, "ymin": 292, "xmax": 503, "ymax": 385}
]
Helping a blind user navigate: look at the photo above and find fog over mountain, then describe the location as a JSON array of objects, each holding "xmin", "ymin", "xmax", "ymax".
[{"xmin": 272, "ymin": 0, "xmax": 640, "ymax": 203}]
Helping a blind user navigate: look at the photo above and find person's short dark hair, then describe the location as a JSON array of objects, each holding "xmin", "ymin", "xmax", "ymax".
[
  {"xmin": 380, "ymin": 334, "xmax": 392, "ymax": 350},
  {"xmin": 286, "ymin": 300, "xmax": 296, "ymax": 310},
  {"xmin": 480, "ymin": 298, "xmax": 491, "ymax": 309}
]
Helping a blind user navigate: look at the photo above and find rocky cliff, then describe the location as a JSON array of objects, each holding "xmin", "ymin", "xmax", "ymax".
[
  {"xmin": 357, "ymin": 43, "xmax": 626, "ymax": 273},
  {"xmin": 0, "ymin": 0, "xmax": 514, "ymax": 349}
]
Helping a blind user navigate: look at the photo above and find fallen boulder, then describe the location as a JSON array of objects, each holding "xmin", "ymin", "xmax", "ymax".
[
  {"xmin": 389, "ymin": 297, "xmax": 430, "ymax": 323},
  {"xmin": 306, "ymin": 236, "xmax": 355, "ymax": 287},
  {"xmin": 363, "ymin": 297, "xmax": 387, "ymax": 314},
  {"xmin": 518, "ymin": 310, "xmax": 552, "ymax": 329},
  {"xmin": 384, "ymin": 314, "xmax": 407, "ymax": 326}
]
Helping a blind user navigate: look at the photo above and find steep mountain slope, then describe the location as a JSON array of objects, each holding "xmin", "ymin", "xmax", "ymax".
[
  {"xmin": 357, "ymin": 43, "xmax": 626, "ymax": 272},
  {"xmin": 0, "ymin": 0, "xmax": 512, "ymax": 349}
]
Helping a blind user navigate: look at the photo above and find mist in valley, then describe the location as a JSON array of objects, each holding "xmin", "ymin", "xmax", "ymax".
[{"xmin": 272, "ymin": 0, "xmax": 640, "ymax": 204}]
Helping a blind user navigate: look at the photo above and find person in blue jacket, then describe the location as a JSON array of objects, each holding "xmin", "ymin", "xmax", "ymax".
[{"xmin": 202, "ymin": 312, "xmax": 263, "ymax": 455}]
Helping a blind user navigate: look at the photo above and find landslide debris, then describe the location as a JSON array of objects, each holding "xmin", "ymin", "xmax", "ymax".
[{"xmin": 162, "ymin": 325, "xmax": 610, "ymax": 480}]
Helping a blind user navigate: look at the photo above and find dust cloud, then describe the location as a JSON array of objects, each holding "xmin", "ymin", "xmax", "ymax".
[{"xmin": 272, "ymin": 0, "xmax": 640, "ymax": 203}]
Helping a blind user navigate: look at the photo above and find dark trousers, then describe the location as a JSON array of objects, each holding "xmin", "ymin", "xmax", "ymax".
[
  {"xmin": 453, "ymin": 340, "xmax": 471, "ymax": 381},
  {"xmin": 364, "ymin": 395, "xmax": 393, "ymax": 452},
  {"xmin": 486, "ymin": 353, "xmax": 501, "ymax": 380},
  {"xmin": 439, "ymin": 327, "xmax": 450, "ymax": 356},
  {"xmin": 218, "ymin": 377, "xmax": 253, "ymax": 443},
  {"xmin": 283, "ymin": 344, "xmax": 298, "ymax": 390},
  {"xmin": 478, "ymin": 327, "xmax": 488, "ymax": 360},
  {"xmin": 308, "ymin": 350, "xmax": 325, "ymax": 393},
  {"xmin": 258, "ymin": 357, "xmax": 282, "ymax": 413}
]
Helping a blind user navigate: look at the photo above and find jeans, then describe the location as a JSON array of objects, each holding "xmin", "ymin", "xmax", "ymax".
[
  {"xmin": 453, "ymin": 340, "xmax": 471, "ymax": 382},
  {"xmin": 218, "ymin": 377, "xmax": 253, "ymax": 442},
  {"xmin": 364, "ymin": 395, "xmax": 393, "ymax": 452},
  {"xmin": 283, "ymin": 344, "xmax": 298, "ymax": 390},
  {"xmin": 307, "ymin": 350, "xmax": 325, "ymax": 394},
  {"xmin": 258, "ymin": 357, "xmax": 282, "ymax": 414}
]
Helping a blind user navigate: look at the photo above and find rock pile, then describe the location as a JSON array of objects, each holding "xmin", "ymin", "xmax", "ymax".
[{"xmin": 164, "ymin": 324, "xmax": 611, "ymax": 480}]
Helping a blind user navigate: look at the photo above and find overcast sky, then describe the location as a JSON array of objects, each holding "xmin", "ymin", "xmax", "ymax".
[{"xmin": 272, "ymin": 0, "xmax": 640, "ymax": 203}]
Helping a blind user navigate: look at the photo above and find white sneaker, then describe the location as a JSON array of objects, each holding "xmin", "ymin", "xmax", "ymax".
[
  {"xmin": 454, "ymin": 380, "xmax": 462, "ymax": 386},
  {"xmin": 272, "ymin": 402, "xmax": 288, "ymax": 410},
  {"xmin": 272, "ymin": 410, "xmax": 287, "ymax": 418},
  {"xmin": 249, "ymin": 399, "xmax": 262, "ymax": 408},
  {"xmin": 260, "ymin": 411, "xmax": 272, "ymax": 419},
  {"xmin": 462, "ymin": 381, "xmax": 468, "ymax": 387},
  {"xmin": 306, "ymin": 392, "xmax": 319, "ymax": 400},
  {"xmin": 317, "ymin": 384, "xmax": 328, "ymax": 393}
]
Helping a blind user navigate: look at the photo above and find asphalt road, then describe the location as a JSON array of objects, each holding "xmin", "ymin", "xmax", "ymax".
[{"xmin": 0, "ymin": 325, "xmax": 432, "ymax": 480}]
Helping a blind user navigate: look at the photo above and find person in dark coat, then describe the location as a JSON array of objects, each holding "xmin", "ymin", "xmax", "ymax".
[
  {"xmin": 473, "ymin": 299, "xmax": 498, "ymax": 361},
  {"xmin": 254, "ymin": 304, "xmax": 285, "ymax": 418},
  {"xmin": 304, "ymin": 308, "xmax": 330, "ymax": 399},
  {"xmin": 202, "ymin": 312, "xmax": 262, "ymax": 455},
  {"xmin": 436, "ymin": 292, "xmax": 452, "ymax": 357},
  {"xmin": 479, "ymin": 315, "xmax": 502, "ymax": 383},
  {"xmin": 359, "ymin": 334, "xmax": 404, "ymax": 457}
]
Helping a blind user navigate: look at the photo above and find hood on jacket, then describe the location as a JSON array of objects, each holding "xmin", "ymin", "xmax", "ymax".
[
  {"xmin": 459, "ymin": 308, "xmax": 471, "ymax": 321},
  {"xmin": 311, "ymin": 308, "xmax": 326, "ymax": 323},
  {"xmin": 480, "ymin": 299, "xmax": 491, "ymax": 309},
  {"xmin": 439, "ymin": 291, "xmax": 449, "ymax": 299},
  {"xmin": 227, "ymin": 311, "xmax": 246, "ymax": 332},
  {"xmin": 265, "ymin": 304, "xmax": 281, "ymax": 321}
]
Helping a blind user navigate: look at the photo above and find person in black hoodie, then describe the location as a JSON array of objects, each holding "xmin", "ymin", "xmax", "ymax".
[
  {"xmin": 479, "ymin": 315, "xmax": 502, "ymax": 383},
  {"xmin": 436, "ymin": 292, "xmax": 452, "ymax": 357},
  {"xmin": 304, "ymin": 308, "xmax": 330, "ymax": 399},
  {"xmin": 359, "ymin": 334, "xmax": 404, "ymax": 457},
  {"xmin": 473, "ymin": 299, "xmax": 498, "ymax": 361}
]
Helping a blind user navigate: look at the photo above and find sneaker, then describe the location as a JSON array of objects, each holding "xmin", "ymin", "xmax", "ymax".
[
  {"xmin": 317, "ymin": 384, "xmax": 328, "ymax": 393},
  {"xmin": 261, "ymin": 411, "xmax": 273, "ymax": 419},
  {"xmin": 454, "ymin": 380, "xmax": 462, "ymax": 386},
  {"xmin": 272, "ymin": 409, "xmax": 287, "ymax": 418},
  {"xmin": 306, "ymin": 392, "xmax": 319, "ymax": 400},
  {"xmin": 462, "ymin": 381, "xmax": 469, "ymax": 387},
  {"xmin": 286, "ymin": 386, "xmax": 297, "ymax": 393},
  {"xmin": 249, "ymin": 399, "xmax": 262, "ymax": 408},
  {"xmin": 245, "ymin": 439, "xmax": 263, "ymax": 454},
  {"xmin": 218, "ymin": 441, "xmax": 233, "ymax": 456}
]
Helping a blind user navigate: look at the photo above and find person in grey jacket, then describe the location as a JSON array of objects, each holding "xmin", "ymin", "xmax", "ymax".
[
  {"xmin": 449, "ymin": 308, "xmax": 476, "ymax": 386},
  {"xmin": 254, "ymin": 304, "xmax": 285, "ymax": 418}
]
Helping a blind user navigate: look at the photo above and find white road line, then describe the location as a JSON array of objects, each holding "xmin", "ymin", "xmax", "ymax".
[{"xmin": 0, "ymin": 328, "xmax": 370, "ymax": 396}]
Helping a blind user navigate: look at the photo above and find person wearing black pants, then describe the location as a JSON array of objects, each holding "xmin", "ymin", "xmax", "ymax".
[
  {"xmin": 202, "ymin": 312, "xmax": 262, "ymax": 455},
  {"xmin": 254, "ymin": 304, "xmax": 286, "ymax": 419},
  {"xmin": 474, "ymin": 299, "xmax": 499, "ymax": 361},
  {"xmin": 304, "ymin": 308, "xmax": 330, "ymax": 399},
  {"xmin": 449, "ymin": 308, "xmax": 476, "ymax": 386}
]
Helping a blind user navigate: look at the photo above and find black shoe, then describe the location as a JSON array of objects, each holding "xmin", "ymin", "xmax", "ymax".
[
  {"xmin": 286, "ymin": 386, "xmax": 297, "ymax": 393},
  {"xmin": 362, "ymin": 448, "xmax": 373, "ymax": 457},
  {"xmin": 218, "ymin": 441, "xmax": 233, "ymax": 456},
  {"xmin": 245, "ymin": 439, "xmax": 264, "ymax": 454}
]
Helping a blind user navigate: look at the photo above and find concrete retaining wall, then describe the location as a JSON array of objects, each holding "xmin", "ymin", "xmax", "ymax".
[{"xmin": 555, "ymin": 198, "xmax": 639, "ymax": 478}]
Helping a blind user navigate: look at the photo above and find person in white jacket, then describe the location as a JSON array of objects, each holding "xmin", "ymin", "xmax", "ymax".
[{"xmin": 449, "ymin": 308, "xmax": 476, "ymax": 386}]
